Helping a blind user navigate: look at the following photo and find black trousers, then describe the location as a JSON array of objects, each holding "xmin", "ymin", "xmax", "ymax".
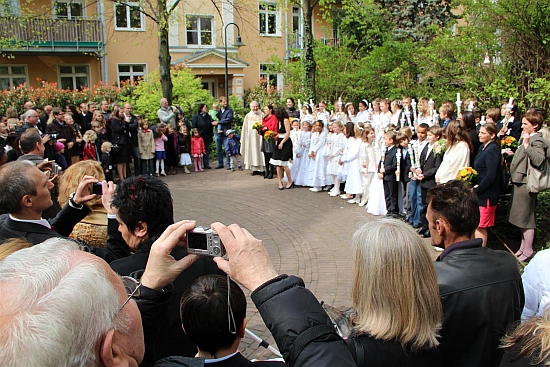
[
  {"xmin": 383, "ymin": 179, "xmax": 399, "ymax": 214},
  {"xmin": 420, "ymin": 186, "xmax": 429, "ymax": 229}
]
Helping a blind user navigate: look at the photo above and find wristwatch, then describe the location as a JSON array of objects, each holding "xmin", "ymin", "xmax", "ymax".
[{"xmin": 68, "ymin": 192, "xmax": 84, "ymax": 210}]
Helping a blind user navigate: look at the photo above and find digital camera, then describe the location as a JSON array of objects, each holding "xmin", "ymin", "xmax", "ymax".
[{"xmin": 186, "ymin": 226, "xmax": 225, "ymax": 257}]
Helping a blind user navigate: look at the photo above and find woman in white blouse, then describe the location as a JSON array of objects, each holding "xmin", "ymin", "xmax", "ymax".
[{"xmin": 435, "ymin": 120, "xmax": 472, "ymax": 184}]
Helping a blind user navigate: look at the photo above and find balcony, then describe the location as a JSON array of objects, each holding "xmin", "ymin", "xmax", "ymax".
[{"xmin": 0, "ymin": 16, "xmax": 104, "ymax": 54}]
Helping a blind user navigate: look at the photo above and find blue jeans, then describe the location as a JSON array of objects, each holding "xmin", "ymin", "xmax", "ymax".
[
  {"xmin": 203, "ymin": 142, "xmax": 211, "ymax": 168},
  {"xmin": 141, "ymin": 159, "xmax": 154, "ymax": 175},
  {"xmin": 215, "ymin": 133, "xmax": 230, "ymax": 167},
  {"xmin": 409, "ymin": 179, "xmax": 423, "ymax": 226}
]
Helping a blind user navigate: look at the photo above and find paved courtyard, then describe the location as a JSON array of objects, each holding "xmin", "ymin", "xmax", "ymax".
[{"xmin": 165, "ymin": 167, "xmax": 434, "ymax": 359}]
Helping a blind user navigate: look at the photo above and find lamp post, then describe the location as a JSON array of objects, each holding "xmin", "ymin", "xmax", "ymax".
[{"xmin": 224, "ymin": 22, "xmax": 245, "ymax": 103}]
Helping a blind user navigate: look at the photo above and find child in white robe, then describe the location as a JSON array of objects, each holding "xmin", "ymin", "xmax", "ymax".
[
  {"xmin": 358, "ymin": 125, "xmax": 376, "ymax": 207},
  {"xmin": 327, "ymin": 121, "xmax": 345, "ymax": 195}
]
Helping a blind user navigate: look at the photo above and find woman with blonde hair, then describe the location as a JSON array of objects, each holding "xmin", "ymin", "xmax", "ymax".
[
  {"xmin": 435, "ymin": 120, "xmax": 472, "ymax": 184},
  {"xmin": 57, "ymin": 160, "xmax": 108, "ymax": 247},
  {"xmin": 347, "ymin": 218, "xmax": 442, "ymax": 366}
]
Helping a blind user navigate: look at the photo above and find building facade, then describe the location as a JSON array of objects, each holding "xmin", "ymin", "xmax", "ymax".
[{"xmin": 0, "ymin": 0, "xmax": 336, "ymax": 98}]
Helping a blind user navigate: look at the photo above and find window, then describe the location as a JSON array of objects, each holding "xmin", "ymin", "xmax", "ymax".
[
  {"xmin": 118, "ymin": 64, "xmax": 147, "ymax": 84},
  {"xmin": 59, "ymin": 65, "xmax": 89, "ymax": 90},
  {"xmin": 0, "ymin": 65, "xmax": 28, "ymax": 90},
  {"xmin": 0, "ymin": 0, "xmax": 19, "ymax": 16},
  {"xmin": 115, "ymin": 2, "xmax": 144, "ymax": 31},
  {"xmin": 54, "ymin": 1, "xmax": 83, "ymax": 19},
  {"xmin": 291, "ymin": 6, "xmax": 302, "ymax": 48},
  {"xmin": 259, "ymin": 1, "xmax": 279, "ymax": 36},
  {"xmin": 259, "ymin": 63, "xmax": 281, "ymax": 89},
  {"xmin": 186, "ymin": 15, "xmax": 213, "ymax": 46}
]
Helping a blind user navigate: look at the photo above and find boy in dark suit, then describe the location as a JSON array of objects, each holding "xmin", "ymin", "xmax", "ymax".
[
  {"xmin": 100, "ymin": 141, "xmax": 114, "ymax": 182},
  {"xmin": 378, "ymin": 130, "xmax": 399, "ymax": 217},
  {"xmin": 154, "ymin": 275, "xmax": 285, "ymax": 367},
  {"xmin": 417, "ymin": 126, "xmax": 444, "ymax": 237}
]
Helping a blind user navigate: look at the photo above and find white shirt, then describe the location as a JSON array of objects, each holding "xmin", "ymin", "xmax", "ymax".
[
  {"xmin": 521, "ymin": 249, "xmax": 550, "ymax": 321},
  {"xmin": 9, "ymin": 215, "xmax": 51, "ymax": 229}
]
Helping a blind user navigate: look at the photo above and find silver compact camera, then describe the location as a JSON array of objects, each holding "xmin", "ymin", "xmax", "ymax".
[{"xmin": 186, "ymin": 226, "xmax": 225, "ymax": 257}]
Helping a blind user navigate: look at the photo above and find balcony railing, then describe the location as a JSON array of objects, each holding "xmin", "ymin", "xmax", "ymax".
[{"xmin": 0, "ymin": 16, "xmax": 104, "ymax": 52}]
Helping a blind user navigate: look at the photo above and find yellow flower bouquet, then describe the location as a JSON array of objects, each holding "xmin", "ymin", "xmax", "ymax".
[{"xmin": 456, "ymin": 167, "xmax": 479, "ymax": 186}]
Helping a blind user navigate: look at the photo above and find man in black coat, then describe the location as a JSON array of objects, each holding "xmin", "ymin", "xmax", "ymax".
[
  {"xmin": 215, "ymin": 97, "xmax": 234, "ymax": 169},
  {"xmin": 0, "ymin": 161, "xmax": 129, "ymax": 262},
  {"xmin": 122, "ymin": 103, "xmax": 141, "ymax": 176},
  {"xmin": 427, "ymin": 181, "xmax": 524, "ymax": 367}
]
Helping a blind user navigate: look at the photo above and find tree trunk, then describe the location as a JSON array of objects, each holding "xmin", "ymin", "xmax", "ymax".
[
  {"xmin": 302, "ymin": 0, "xmax": 316, "ymax": 102},
  {"xmin": 158, "ymin": 3, "xmax": 173, "ymax": 104}
]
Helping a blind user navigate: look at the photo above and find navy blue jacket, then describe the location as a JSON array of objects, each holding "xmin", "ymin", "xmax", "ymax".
[
  {"xmin": 379, "ymin": 146, "xmax": 398, "ymax": 181},
  {"xmin": 224, "ymin": 133, "xmax": 241, "ymax": 156},
  {"xmin": 473, "ymin": 141, "xmax": 501, "ymax": 207},
  {"xmin": 216, "ymin": 107, "xmax": 234, "ymax": 134}
]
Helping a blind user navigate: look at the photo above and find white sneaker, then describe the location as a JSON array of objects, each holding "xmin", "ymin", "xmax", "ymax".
[
  {"xmin": 358, "ymin": 202, "xmax": 366, "ymax": 207},
  {"xmin": 340, "ymin": 194, "xmax": 353, "ymax": 199},
  {"xmin": 348, "ymin": 198, "xmax": 360, "ymax": 204},
  {"xmin": 309, "ymin": 187, "xmax": 322, "ymax": 192},
  {"xmin": 329, "ymin": 191, "xmax": 341, "ymax": 197}
]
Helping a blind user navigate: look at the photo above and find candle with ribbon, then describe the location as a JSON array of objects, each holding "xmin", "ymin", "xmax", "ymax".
[
  {"xmin": 337, "ymin": 97, "xmax": 342, "ymax": 111},
  {"xmin": 468, "ymin": 101, "xmax": 474, "ymax": 112},
  {"xmin": 411, "ymin": 99, "xmax": 418, "ymax": 122},
  {"xmin": 428, "ymin": 99, "xmax": 434, "ymax": 117},
  {"xmin": 408, "ymin": 143, "xmax": 416, "ymax": 169},
  {"xmin": 400, "ymin": 113, "xmax": 406, "ymax": 128},
  {"xmin": 396, "ymin": 148, "xmax": 401, "ymax": 182},
  {"xmin": 480, "ymin": 115, "xmax": 486, "ymax": 125},
  {"xmin": 456, "ymin": 93, "xmax": 462, "ymax": 113},
  {"xmin": 298, "ymin": 99, "xmax": 302, "ymax": 109},
  {"xmin": 432, "ymin": 112, "xmax": 439, "ymax": 126},
  {"xmin": 368, "ymin": 103, "xmax": 373, "ymax": 122}
]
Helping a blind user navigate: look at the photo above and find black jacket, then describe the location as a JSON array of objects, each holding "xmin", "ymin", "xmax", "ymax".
[
  {"xmin": 192, "ymin": 113, "xmax": 214, "ymax": 145},
  {"xmin": 125, "ymin": 114, "xmax": 139, "ymax": 147},
  {"xmin": 251, "ymin": 275, "xmax": 356, "ymax": 367},
  {"xmin": 155, "ymin": 353, "xmax": 285, "ymax": 367},
  {"xmin": 473, "ymin": 142, "xmax": 501, "ymax": 206},
  {"xmin": 435, "ymin": 239, "xmax": 524, "ymax": 367},
  {"xmin": 216, "ymin": 107, "xmax": 234, "ymax": 134},
  {"xmin": 379, "ymin": 146, "xmax": 398, "ymax": 181},
  {"xmin": 109, "ymin": 240, "xmax": 224, "ymax": 362},
  {"xmin": 110, "ymin": 117, "xmax": 128, "ymax": 146},
  {"xmin": 420, "ymin": 144, "xmax": 443, "ymax": 189},
  {"xmin": 345, "ymin": 332, "xmax": 441, "ymax": 367},
  {"xmin": 0, "ymin": 204, "xmax": 129, "ymax": 262}
]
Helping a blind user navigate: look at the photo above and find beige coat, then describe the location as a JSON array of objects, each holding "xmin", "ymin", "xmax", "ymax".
[
  {"xmin": 510, "ymin": 133, "xmax": 547, "ymax": 184},
  {"xmin": 138, "ymin": 129, "xmax": 155, "ymax": 160},
  {"xmin": 241, "ymin": 110, "xmax": 265, "ymax": 171}
]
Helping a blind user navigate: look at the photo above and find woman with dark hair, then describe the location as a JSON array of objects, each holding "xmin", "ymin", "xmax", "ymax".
[
  {"xmin": 473, "ymin": 122, "xmax": 501, "ymax": 246},
  {"xmin": 508, "ymin": 110, "xmax": 548, "ymax": 261},
  {"xmin": 262, "ymin": 104, "xmax": 278, "ymax": 179},
  {"xmin": 435, "ymin": 120, "xmax": 472, "ymax": 184},
  {"xmin": 191, "ymin": 103, "xmax": 214, "ymax": 169},
  {"xmin": 270, "ymin": 107, "xmax": 294, "ymax": 189},
  {"xmin": 286, "ymin": 97, "xmax": 300, "ymax": 119},
  {"xmin": 109, "ymin": 105, "xmax": 129, "ymax": 180},
  {"xmin": 356, "ymin": 100, "xmax": 370, "ymax": 124},
  {"xmin": 460, "ymin": 110, "xmax": 480, "ymax": 162}
]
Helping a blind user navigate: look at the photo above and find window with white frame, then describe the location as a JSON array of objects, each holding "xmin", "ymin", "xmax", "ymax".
[
  {"xmin": 259, "ymin": 1, "xmax": 279, "ymax": 36},
  {"xmin": 115, "ymin": 2, "xmax": 144, "ymax": 31},
  {"xmin": 0, "ymin": 65, "xmax": 28, "ymax": 90},
  {"xmin": 118, "ymin": 64, "xmax": 147, "ymax": 84},
  {"xmin": 59, "ymin": 65, "xmax": 89, "ymax": 90},
  {"xmin": 0, "ymin": 0, "xmax": 19, "ymax": 16},
  {"xmin": 291, "ymin": 6, "xmax": 302, "ymax": 48},
  {"xmin": 259, "ymin": 63, "xmax": 281, "ymax": 89},
  {"xmin": 54, "ymin": 0, "xmax": 83, "ymax": 19},
  {"xmin": 186, "ymin": 15, "xmax": 213, "ymax": 46}
]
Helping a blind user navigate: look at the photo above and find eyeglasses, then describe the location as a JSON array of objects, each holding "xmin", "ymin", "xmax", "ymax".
[{"xmin": 120, "ymin": 276, "xmax": 141, "ymax": 309}]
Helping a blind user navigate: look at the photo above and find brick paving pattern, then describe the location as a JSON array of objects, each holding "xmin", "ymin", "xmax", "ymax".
[{"xmin": 165, "ymin": 168, "xmax": 436, "ymax": 360}]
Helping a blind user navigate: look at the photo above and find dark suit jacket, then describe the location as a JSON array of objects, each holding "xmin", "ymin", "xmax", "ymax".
[
  {"xmin": 155, "ymin": 353, "xmax": 285, "ymax": 367},
  {"xmin": 420, "ymin": 144, "xmax": 443, "ymax": 189},
  {"xmin": 473, "ymin": 142, "xmax": 501, "ymax": 206},
  {"xmin": 125, "ymin": 114, "xmax": 139, "ymax": 147},
  {"xmin": 0, "ymin": 204, "xmax": 130, "ymax": 262},
  {"xmin": 82, "ymin": 112, "xmax": 93, "ymax": 132},
  {"xmin": 379, "ymin": 146, "xmax": 398, "ymax": 181},
  {"xmin": 0, "ymin": 203, "xmax": 90, "ymax": 245},
  {"xmin": 497, "ymin": 117, "xmax": 521, "ymax": 140},
  {"xmin": 216, "ymin": 107, "xmax": 234, "ymax": 134},
  {"xmin": 399, "ymin": 147, "xmax": 412, "ymax": 182}
]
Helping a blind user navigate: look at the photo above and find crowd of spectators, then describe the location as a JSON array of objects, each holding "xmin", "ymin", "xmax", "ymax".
[{"xmin": 0, "ymin": 95, "xmax": 549, "ymax": 367}]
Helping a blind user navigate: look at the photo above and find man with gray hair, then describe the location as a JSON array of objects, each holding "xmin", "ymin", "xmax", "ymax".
[
  {"xmin": 157, "ymin": 97, "xmax": 177, "ymax": 129},
  {"xmin": 18, "ymin": 109, "xmax": 43, "ymax": 135},
  {"xmin": 0, "ymin": 220, "xmax": 200, "ymax": 367}
]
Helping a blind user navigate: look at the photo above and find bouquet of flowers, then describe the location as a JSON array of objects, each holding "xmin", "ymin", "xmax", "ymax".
[
  {"xmin": 501, "ymin": 136, "xmax": 519, "ymax": 161},
  {"xmin": 456, "ymin": 167, "xmax": 479, "ymax": 186},
  {"xmin": 252, "ymin": 122, "xmax": 267, "ymax": 136},
  {"xmin": 433, "ymin": 139, "xmax": 447, "ymax": 157},
  {"xmin": 264, "ymin": 130, "xmax": 277, "ymax": 142}
]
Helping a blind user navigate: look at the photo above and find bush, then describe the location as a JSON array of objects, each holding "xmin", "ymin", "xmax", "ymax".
[
  {"xmin": 0, "ymin": 80, "xmax": 134, "ymax": 113},
  {"xmin": 126, "ymin": 64, "xmax": 214, "ymax": 124}
]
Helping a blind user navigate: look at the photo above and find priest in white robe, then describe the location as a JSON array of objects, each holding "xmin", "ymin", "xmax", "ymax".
[{"xmin": 241, "ymin": 101, "xmax": 265, "ymax": 175}]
